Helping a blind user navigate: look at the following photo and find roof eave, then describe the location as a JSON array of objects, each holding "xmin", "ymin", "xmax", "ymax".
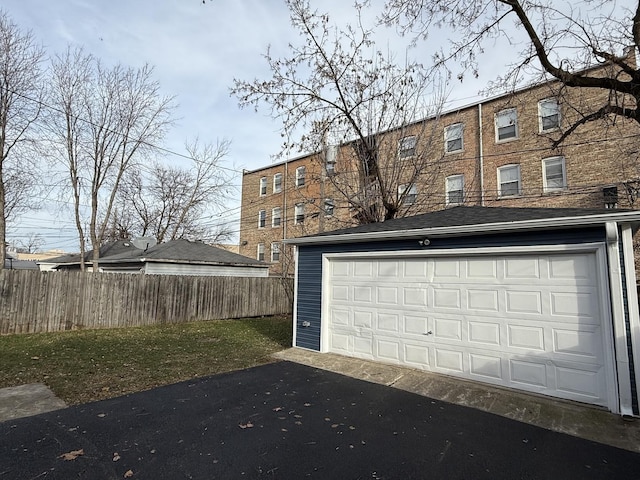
[{"xmin": 284, "ymin": 211, "xmax": 640, "ymax": 246}]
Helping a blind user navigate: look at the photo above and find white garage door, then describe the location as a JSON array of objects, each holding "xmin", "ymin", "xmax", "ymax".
[{"xmin": 326, "ymin": 250, "xmax": 614, "ymax": 407}]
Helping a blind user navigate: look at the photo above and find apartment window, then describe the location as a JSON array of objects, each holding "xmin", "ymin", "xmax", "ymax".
[
  {"xmin": 498, "ymin": 164, "xmax": 521, "ymax": 197},
  {"xmin": 273, "ymin": 173, "xmax": 283, "ymax": 193},
  {"xmin": 295, "ymin": 166, "xmax": 306, "ymax": 187},
  {"xmin": 542, "ymin": 156, "xmax": 566, "ymax": 192},
  {"xmin": 398, "ymin": 135, "xmax": 417, "ymax": 159},
  {"xmin": 325, "ymin": 144, "xmax": 337, "ymax": 176},
  {"xmin": 294, "ymin": 203, "xmax": 305, "ymax": 224},
  {"xmin": 257, "ymin": 243, "xmax": 265, "ymax": 262},
  {"xmin": 259, "ymin": 177, "xmax": 267, "ymax": 196},
  {"xmin": 272, "ymin": 207, "xmax": 281, "ymax": 227},
  {"xmin": 539, "ymin": 98, "xmax": 560, "ymax": 132},
  {"xmin": 271, "ymin": 242, "xmax": 280, "ymax": 262},
  {"xmin": 495, "ymin": 108, "xmax": 518, "ymax": 141},
  {"xmin": 324, "ymin": 199, "xmax": 335, "ymax": 216},
  {"xmin": 446, "ymin": 175, "xmax": 464, "ymax": 205},
  {"xmin": 444, "ymin": 123, "xmax": 464, "ymax": 153},
  {"xmin": 398, "ymin": 183, "xmax": 417, "ymax": 205},
  {"xmin": 257, "ymin": 209, "xmax": 266, "ymax": 228}
]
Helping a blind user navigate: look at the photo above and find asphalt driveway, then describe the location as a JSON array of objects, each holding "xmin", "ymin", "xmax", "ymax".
[{"xmin": 1, "ymin": 361, "xmax": 638, "ymax": 480}]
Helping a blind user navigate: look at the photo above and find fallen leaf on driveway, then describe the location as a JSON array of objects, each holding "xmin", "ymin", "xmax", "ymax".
[
  {"xmin": 113, "ymin": 452, "xmax": 121, "ymax": 462},
  {"xmin": 124, "ymin": 469, "xmax": 134, "ymax": 478},
  {"xmin": 59, "ymin": 449, "xmax": 84, "ymax": 461},
  {"xmin": 239, "ymin": 422, "xmax": 254, "ymax": 429}
]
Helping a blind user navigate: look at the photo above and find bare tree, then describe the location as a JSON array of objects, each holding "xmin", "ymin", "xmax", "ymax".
[
  {"xmin": 380, "ymin": 0, "xmax": 640, "ymax": 143},
  {"xmin": 48, "ymin": 47, "xmax": 175, "ymax": 270},
  {"xmin": 114, "ymin": 138, "xmax": 234, "ymax": 243},
  {"xmin": 0, "ymin": 10, "xmax": 45, "ymax": 269},
  {"xmin": 231, "ymin": 0, "xmax": 447, "ymax": 224}
]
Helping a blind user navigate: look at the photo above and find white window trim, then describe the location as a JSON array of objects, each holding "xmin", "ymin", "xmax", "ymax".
[
  {"xmin": 258, "ymin": 209, "xmax": 266, "ymax": 229},
  {"xmin": 497, "ymin": 164, "xmax": 522, "ymax": 197},
  {"xmin": 324, "ymin": 199, "xmax": 335, "ymax": 217},
  {"xmin": 398, "ymin": 135, "xmax": 417, "ymax": 159},
  {"xmin": 542, "ymin": 156, "xmax": 567, "ymax": 193},
  {"xmin": 294, "ymin": 203, "xmax": 305, "ymax": 225},
  {"xmin": 257, "ymin": 243, "xmax": 265, "ymax": 262},
  {"xmin": 444, "ymin": 123, "xmax": 464, "ymax": 153},
  {"xmin": 259, "ymin": 177, "xmax": 267, "ymax": 196},
  {"xmin": 295, "ymin": 166, "xmax": 306, "ymax": 187},
  {"xmin": 271, "ymin": 242, "xmax": 280, "ymax": 262},
  {"xmin": 398, "ymin": 183, "xmax": 417, "ymax": 205},
  {"xmin": 445, "ymin": 174, "xmax": 464, "ymax": 205},
  {"xmin": 538, "ymin": 98, "xmax": 560, "ymax": 132},
  {"xmin": 495, "ymin": 108, "xmax": 519, "ymax": 142},
  {"xmin": 273, "ymin": 173, "xmax": 283, "ymax": 194},
  {"xmin": 272, "ymin": 207, "xmax": 281, "ymax": 227}
]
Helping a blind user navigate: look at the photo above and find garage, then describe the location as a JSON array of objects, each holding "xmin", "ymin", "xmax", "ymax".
[
  {"xmin": 325, "ymin": 248, "xmax": 614, "ymax": 407},
  {"xmin": 288, "ymin": 206, "xmax": 640, "ymax": 416}
]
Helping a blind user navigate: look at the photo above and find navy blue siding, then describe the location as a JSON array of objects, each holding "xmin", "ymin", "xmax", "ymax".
[{"xmin": 294, "ymin": 227, "xmax": 606, "ymax": 351}]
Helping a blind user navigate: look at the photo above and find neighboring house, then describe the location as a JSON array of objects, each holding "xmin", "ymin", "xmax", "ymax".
[
  {"xmin": 4, "ymin": 253, "xmax": 39, "ymax": 270},
  {"xmin": 239, "ymin": 54, "xmax": 640, "ymax": 276},
  {"xmin": 38, "ymin": 239, "xmax": 269, "ymax": 277},
  {"xmin": 286, "ymin": 206, "xmax": 640, "ymax": 417}
]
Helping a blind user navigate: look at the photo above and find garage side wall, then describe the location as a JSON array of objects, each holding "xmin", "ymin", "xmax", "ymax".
[{"xmin": 294, "ymin": 228, "xmax": 606, "ymax": 351}]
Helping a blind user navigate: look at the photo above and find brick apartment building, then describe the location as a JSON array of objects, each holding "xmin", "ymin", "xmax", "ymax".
[{"xmin": 239, "ymin": 60, "xmax": 640, "ymax": 276}]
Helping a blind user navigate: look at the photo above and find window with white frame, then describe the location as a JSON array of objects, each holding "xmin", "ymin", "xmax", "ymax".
[
  {"xmin": 294, "ymin": 203, "xmax": 305, "ymax": 224},
  {"xmin": 295, "ymin": 166, "xmax": 306, "ymax": 187},
  {"xmin": 259, "ymin": 177, "xmax": 267, "ymax": 196},
  {"xmin": 272, "ymin": 207, "xmax": 281, "ymax": 227},
  {"xmin": 257, "ymin": 243, "xmax": 265, "ymax": 261},
  {"xmin": 325, "ymin": 145, "xmax": 337, "ymax": 176},
  {"xmin": 445, "ymin": 175, "xmax": 464, "ymax": 205},
  {"xmin": 271, "ymin": 242, "xmax": 280, "ymax": 262},
  {"xmin": 398, "ymin": 136, "xmax": 417, "ymax": 159},
  {"xmin": 538, "ymin": 98, "xmax": 560, "ymax": 132},
  {"xmin": 398, "ymin": 183, "xmax": 417, "ymax": 205},
  {"xmin": 444, "ymin": 123, "xmax": 464, "ymax": 153},
  {"xmin": 542, "ymin": 156, "xmax": 566, "ymax": 192},
  {"xmin": 273, "ymin": 173, "xmax": 282, "ymax": 193},
  {"xmin": 495, "ymin": 108, "xmax": 518, "ymax": 141},
  {"xmin": 324, "ymin": 198, "xmax": 335, "ymax": 216},
  {"xmin": 498, "ymin": 164, "xmax": 521, "ymax": 197},
  {"xmin": 257, "ymin": 209, "xmax": 266, "ymax": 228}
]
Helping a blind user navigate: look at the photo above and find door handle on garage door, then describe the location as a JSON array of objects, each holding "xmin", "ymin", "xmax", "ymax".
[{"xmin": 424, "ymin": 331, "xmax": 433, "ymax": 335}]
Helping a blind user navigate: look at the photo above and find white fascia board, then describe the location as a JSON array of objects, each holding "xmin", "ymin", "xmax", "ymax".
[{"xmin": 285, "ymin": 211, "xmax": 640, "ymax": 246}]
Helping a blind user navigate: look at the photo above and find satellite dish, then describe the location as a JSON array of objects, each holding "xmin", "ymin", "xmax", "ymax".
[{"xmin": 131, "ymin": 237, "xmax": 157, "ymax": 251}]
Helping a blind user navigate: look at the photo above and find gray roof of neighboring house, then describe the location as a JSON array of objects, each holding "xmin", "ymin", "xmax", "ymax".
[
  {"xmin": 40, "ymin": 239, "xmax": 266, "ymax": 268},
  {"xmin": 288, "ymin": 206, "xmax": 640, "ymax": 244},
  {"xmin": 100, "ymin": 238, "xmax": 265, "ymax": 267}
]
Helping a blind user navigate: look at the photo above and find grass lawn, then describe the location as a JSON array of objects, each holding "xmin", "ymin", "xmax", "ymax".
[{"xmin": 0, "ymin": 315, "xmax": 292, "ymax": 405}]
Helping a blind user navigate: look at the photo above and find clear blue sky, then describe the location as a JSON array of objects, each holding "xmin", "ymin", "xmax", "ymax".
[{"xmin": 3, "ymin": 0, "xmax": 493, "ymax": 252}]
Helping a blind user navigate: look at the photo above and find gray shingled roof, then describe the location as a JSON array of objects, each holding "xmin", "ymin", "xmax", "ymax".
[
  {"xmin": 41, "ymin": 239, "xmax": 265, "ymax": 267},
  {"xmin": 100, "ymin": 239, "xmax": 265, "ymax": 266},
  {"xmin": 304, "ymin": 206, "xmax": 634, "ymax": 238}
]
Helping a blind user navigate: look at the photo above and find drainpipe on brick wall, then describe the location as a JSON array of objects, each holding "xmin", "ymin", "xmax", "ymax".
[{"xmin": 478, "ymin": 103, "xmax": 485, "ymax": 206}]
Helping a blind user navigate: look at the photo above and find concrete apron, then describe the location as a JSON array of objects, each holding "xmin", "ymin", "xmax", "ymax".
[
  {"xmin": 273, "ymin": 348, "xmax": 640, "ymax": 453},
  {"xmin": 0, "ymin": 383, "xmax": 66, "ymax": 422}
]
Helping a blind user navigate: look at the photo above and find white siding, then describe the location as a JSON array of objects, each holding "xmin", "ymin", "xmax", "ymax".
[{"xmin": 144, "ymin": 262, "xmax": 269, "ymax": 277}]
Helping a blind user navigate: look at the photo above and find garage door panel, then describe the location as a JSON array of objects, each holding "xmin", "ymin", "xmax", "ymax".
[
  {"xmin": 434, "ymin": 317, "xmax": 462, "ymax": 341},
  {"xmin": 404, "ymin": 343, "xmax": 430, "ymax": 368},
  {"xmin": 433, "ymin": 287, "xmax": 461, "ymax": 309},
  {"xmin": 508, "ymin": 324, "xmax": 545, "ymax": 351},
  {"xmin": 326, "ymin": 252, "xmax": 611, "ymax": 408},
  {"xmin": 467, "ymin": 289, "xmax": 500, "ymax": 311},
  {"xmin": 434, "ymin": 348, "xmax": 464, "ymax": 372},
  {"xmin": 469, "ymin": 353, "xmax": 503, "ymax": 380},
  {"xmin": 468, "ymin": 321, "xmax": 501, "ymax": 346}
]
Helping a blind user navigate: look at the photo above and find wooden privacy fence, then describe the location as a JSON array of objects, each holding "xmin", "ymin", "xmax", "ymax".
[{"xmin": 0, "ymin": 270, "xmax": 293, "ymax": 334}]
